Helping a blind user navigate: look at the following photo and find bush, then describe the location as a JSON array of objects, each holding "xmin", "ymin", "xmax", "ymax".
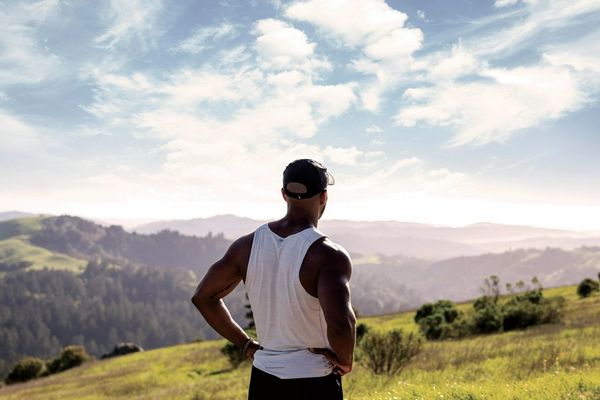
[
  {"xmin": 501, "ymin": 292, "xmax": 564, "ymax": 331},
  {"xmin": 356, "ymin": 323, "xmax": 370, "ymax": 344},
  {"xmin": 577, "ymin": 278, "xmax": 599, "ymax": 298},
  {"xmin": 5, "ymin": 357, "xmax": 46, "ymax": 384},
  {"xmin": 415, "ymin": 300, "xmax": 461, "ymax": 340},
  {"xmin": 220, "ymin": 342, "xmax": 246, "ymax": 369},
  {"xmin": 101, "ymin": 342, "xmax": 143, "ymax": 359},
  {"xmin": 472, "ymin": 304, "xmax": 503, "ymax": 334},
  {"xmin": 360, "ymin": 329, "xmax": 422, "ymax": 375},
  {"xmin": 46, "ymin": 345, "xmax": 92, "ymax": 375}
]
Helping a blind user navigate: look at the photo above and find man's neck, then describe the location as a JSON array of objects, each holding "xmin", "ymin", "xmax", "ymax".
[{"xmin": 280, "ymin": 210, "xmax": 319, "ymax": 230}]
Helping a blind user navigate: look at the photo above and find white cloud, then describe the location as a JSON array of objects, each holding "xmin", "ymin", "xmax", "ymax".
[
  {"xmin": 363, "ymin": 28, "xmax": 422, "ymax": 62},
  {"xmin": 286, "ymin": 0, "xmax": 423, "ymax": 111},
  {"xmin": 0, "ymin": 0, "xmax": 60, "ymax": 85},
  {"xmin": 0, "ymin": 111, "xmax": 45, "ymax": 153},
  {"xmin": 472, "ymin": 0, "xmax": 600, "ymax": 58},
  {"xmin": 425, "ymin": 44, "xmax": 479, "ymax": 81},
  {"xmin": 95, "ymin": 0, "xmax": 165, "ymax": 49},
  {"xmin": 331, "ymin": 157, "xmax": 467, "ymax": 199},
  {"xmin": 286, "ymin": 0, "xmax": 408, "ymax": 47},
  {"xmin": 495, "ymin": 0, "xmax": 520, "ymax": 7},
  {"xmin": 396, "ymin": 62, "xmax": 587, "ymax": 146},
  {"xmin": 416, "ymin": 10, "xmax": 429, "ymax": 22},
  {"xmin": 254, "ymin": 19, "xmax": 324, "ymax": 71},
  {"xmin": 175, "ymin": 22, "xmax": 238, "ymax": 54},
  {"xmin": 366, "ymin": 125, "xmax": 382, "ymax": 133},
  {"xmin": 393, "ymin": 0, "xmax": 600, "ymax": 146},
  {"xmin": 323, "ymin": 146, "xmax": 364, "ymax": 166},
  {"xmin": 81, "ymin": 29, "xmax": 358, "ymax": 201}
]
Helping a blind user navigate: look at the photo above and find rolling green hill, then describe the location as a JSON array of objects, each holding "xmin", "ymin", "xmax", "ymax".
[
  {"xmin": 1, "ymin": 285, "xmax": 599, "ymax": 400},
  {"xmin": 0, "ymin": 217, "xmax": 87, "ymax": 275}
]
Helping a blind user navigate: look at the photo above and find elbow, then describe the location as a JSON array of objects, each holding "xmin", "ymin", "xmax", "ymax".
[
  {"xmin": 191, "ymin": 290, "xmax": 208, "ymax": 309},
  {"xmin": 191, "ymin": 294, "xmax": 201, "ymax": 309}
]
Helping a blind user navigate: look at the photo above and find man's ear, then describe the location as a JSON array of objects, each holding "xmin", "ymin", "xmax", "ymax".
[
  {"xmin": 281, "ymin": 188, "xmax": 287, "ymax": 202},
  {"xmin": 320, "ymin": 191, "xmax": 327, "ymax": 204}
]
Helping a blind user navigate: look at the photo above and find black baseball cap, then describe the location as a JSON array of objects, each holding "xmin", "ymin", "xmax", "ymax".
[{"xmin": 283, "ymin": 159, "xmax": 335, "ymax": 200}]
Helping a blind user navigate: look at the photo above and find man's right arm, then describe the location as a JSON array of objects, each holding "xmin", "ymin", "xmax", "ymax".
[{"xmin": 316, "ymin": 243, "xmax": 356, "ymax": 374}]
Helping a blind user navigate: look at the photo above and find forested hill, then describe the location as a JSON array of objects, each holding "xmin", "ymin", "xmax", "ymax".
[
  {"xmin": 28, "ymin": 215, "xmax": 231, "ymax": 275},
  {"xmin": 0, "ymin": 262, "xmax": 235, "ymax": 380},
  {"xmin": 0, "ymin": 216, "xmax": 238, "ymax": 380}
]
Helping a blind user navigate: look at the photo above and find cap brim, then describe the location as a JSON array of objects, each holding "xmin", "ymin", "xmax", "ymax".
[{"xmin": 326, "ymin": 171, "xmax": 335, "ymax": 186}]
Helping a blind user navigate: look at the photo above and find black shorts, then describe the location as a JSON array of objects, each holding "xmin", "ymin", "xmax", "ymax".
[{"xmin": 248, "ymin": 366, "xmax": 343, "ymax": 400}]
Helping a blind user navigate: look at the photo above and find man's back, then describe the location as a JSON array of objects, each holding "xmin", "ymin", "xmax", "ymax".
[
  {"xmin": 191, "ymin": 159, "xmax": 355, "ymax": 400},
  {"xmin": 245, "ymin": 222, "xmax": 332, "ymax": 378}
]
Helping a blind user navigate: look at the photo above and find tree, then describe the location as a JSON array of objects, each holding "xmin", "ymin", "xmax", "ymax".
[
  {"xmin": 46, "ymin": 345, "xmax": 92, "ymax": 375},
  {"xmin": 5, "ymin": 357, "xmax": 46, "ymax": 384},
  {"xmin": 577, "ymin": 278, "xmax": 599, "ymax": 298},
  {"xmin": 482, "ymin": 275, "xmax": 501, "ymax": 301},
  {"xmin": 244, "ymin": 293, "xmax": 255, "ymax": 329},
  {"xmin": 414, "ymin": 300, "xmax": 461, "ymax": 340}
]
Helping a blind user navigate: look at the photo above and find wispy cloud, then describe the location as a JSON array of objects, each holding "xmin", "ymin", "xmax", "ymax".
[
  {"xmin": 0, "ymin": 0, "xmax": 60, "ymax": 85},
  {"xmin": 175, "ymin": 22, "xmax": 238, "ymax": 54},
  {"xmin": 397, "ymin": 62, "xmax": 587, "ymax": 146},
  {"xmin": 0, "ymin": 110, "xmax": 45, "ymax": 153},
  {"xmin": 95, "ymin": 0, "xmax": 165, "ymax": 49},
  {"xmin": 394, "ymin": 0, "xmax": 600, "ymax": 146}
]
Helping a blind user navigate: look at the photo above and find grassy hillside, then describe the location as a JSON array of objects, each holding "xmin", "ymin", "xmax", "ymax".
[
  {"xmin": 0, "ymin": 238, "xmax": 87, "ymax": 273},
  {"xmin": 1, "ymin": 285, "xmax": 599, "ymax": 400},
  {"xmin": 0, "ymin": 217, "xmax": 46, "ymax": 241},
  {"xmin": 0, "ymin": 217, "xmax": 87, "ymax": 276}
]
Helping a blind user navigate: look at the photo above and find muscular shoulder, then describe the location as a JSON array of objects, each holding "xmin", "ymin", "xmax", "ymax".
[
  {"xmin": 225, "ymin": 232, "xmax": 254, "ymax": 268},
  {"xmin": 311, "ymin": 237, "xmax": 352, "ymax": 276}
]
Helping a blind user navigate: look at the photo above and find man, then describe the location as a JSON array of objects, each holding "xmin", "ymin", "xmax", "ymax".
[{"xmin": 191, "ymin": 159, "xmax": 356, "ymax": 400}]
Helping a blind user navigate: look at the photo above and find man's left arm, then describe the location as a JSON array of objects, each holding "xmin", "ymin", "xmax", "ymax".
[{"xmin": 191, "ymin": 235, "xmax": 258, "ymax": 357}]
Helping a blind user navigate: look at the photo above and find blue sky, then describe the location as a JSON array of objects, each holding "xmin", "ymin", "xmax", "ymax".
[{"xmin": 1, "ymin": 0, "xmax": 599, "ymax": 230}]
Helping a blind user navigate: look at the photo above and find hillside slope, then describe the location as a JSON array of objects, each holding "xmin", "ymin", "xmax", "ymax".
[{"xmin": 1, "ymin": 285, "xmax": 599, "ymax": 400}]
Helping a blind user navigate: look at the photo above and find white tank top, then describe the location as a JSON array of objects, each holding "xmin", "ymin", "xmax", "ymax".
[{"xmin": 245, "ymin": 223, "xmax": 333, "ymax": 379}]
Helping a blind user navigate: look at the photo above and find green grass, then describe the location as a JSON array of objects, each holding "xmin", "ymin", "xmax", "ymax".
[
  {"xmin": 0, "ymin": 238, "xmax": 87, "ymax": 274},
  {"xmin": 0, "ymin": 217, "xmax": 46, "ymax": 241},
  {"xmin": 1, "ymin": 284, "xmax": 599, "ymax": 399},
  {"xmin": 0, "ymin": 216, "xmax": 87, "ymax": 275}
]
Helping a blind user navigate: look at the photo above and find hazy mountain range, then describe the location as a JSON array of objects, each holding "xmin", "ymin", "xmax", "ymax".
[{"xmin": 131, "ymin": 214, "xmax": 600, "ymax": 260}]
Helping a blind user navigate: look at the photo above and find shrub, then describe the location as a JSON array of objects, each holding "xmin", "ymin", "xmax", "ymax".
[
  {"xmin": 501, "ymin": 300, "xmax": 539, "ymax": 331},
  {"xmin": 220, "ymin": 342, "xmax": 246, "ymax": 369},
  {"xmin": 46, "ymin": 345, "xmax": 92, "ymax": 375},
  {"xmin": 356, "ymin": 323, "xmax": 370, "ymax": 344},
  {"xmin": 577, "ymin": 278, "xmax": 599, "ymax": 298},
  {"xmin": 5, "ymin": 357, "xmax": 46, "ymax": 384},
  {"xmin": 501, "ymin": 292, "xmax": 564, "ymax": 331},
  {"xmin": 472, "ymin": 303, "xmax": 503, "ymax": 334},
  {"xmin": 415, "ymin": 300, "xmax": 461, "ymax": 340},
  {"xmin": 101, "ymin": 342, "xmax": 144, "ymax": 359},
  {"xmin": 360, "ymin": 329, "xmax": 422, "ymax": 375}
]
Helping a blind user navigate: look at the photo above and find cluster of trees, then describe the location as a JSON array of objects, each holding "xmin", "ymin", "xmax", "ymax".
[
  {"xmin": 0, "ymin": 260, "xmax": 32, "ymax": 273},
  {"xmin": 414, "ymin": 276, "xmax": 565, "ymax": 340},
  {"xmin": 577, "ymin": 273, "xmax": 600, "ymax": 298},
  {"xmin": 4, "ymin": 346, "xmax": 91, "ymax": 385},
  {"xmin": 0, "ymin": 261, "xmax": 243, "ymax": 380}
]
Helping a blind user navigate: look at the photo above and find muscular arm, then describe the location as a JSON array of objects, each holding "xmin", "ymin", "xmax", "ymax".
[
  {"xmin": 317, "ymin": 245, "xmax": 356, "ymax": 371},
  {"xmin": 191, "ymin": 236, "xmax": 252, "ymax": 350}
]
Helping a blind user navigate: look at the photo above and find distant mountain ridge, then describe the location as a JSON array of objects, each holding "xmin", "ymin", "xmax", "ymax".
[
  {"xmin": 132, "ymin": 215, "xmax": 600, "ymax": 259},
  {"xmin": 0, "ymin": 211, "xmax": 37, "ymax": 221}
]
